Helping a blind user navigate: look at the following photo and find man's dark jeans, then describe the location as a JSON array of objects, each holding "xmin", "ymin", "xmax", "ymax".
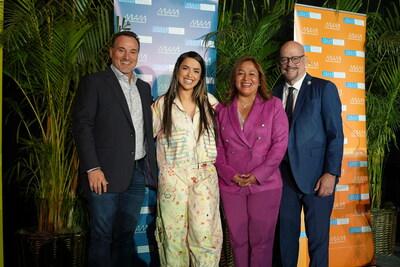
[{"xmin": 86, "ymin": 162, "xmax": 146, "ymax": 267}]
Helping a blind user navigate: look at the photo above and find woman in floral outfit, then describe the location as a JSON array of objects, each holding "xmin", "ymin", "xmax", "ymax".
[{"xmin": 153, "ymin": 51, "xmax": 222, "ymax": 266}]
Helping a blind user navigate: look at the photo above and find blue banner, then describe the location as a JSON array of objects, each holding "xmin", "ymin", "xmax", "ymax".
[{"xmin": 115, "ymin": 0, "xmax": 218, "ymax": 98}]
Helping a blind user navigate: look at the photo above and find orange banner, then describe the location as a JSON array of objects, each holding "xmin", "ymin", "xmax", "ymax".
[{"xmin": 294, "ymin": 4, "xmax": 374, "ymax": 266}]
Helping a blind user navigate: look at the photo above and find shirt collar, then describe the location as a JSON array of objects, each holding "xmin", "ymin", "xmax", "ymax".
[
  {"xmin": 111, "ymin": 64, "xmax": 138, "ymax": 84},
  {"xmin": 285, "ymin": 72, "xmax": 307, "ymax": 91},
  {"xmin": 173, "ymin": 96, "xmax": 199, "ymax": 114}
]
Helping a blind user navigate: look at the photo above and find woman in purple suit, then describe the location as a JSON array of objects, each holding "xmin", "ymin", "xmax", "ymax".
[{"xmin": 215, "ymin": 56, "xmax": 288, "ymax": 267}]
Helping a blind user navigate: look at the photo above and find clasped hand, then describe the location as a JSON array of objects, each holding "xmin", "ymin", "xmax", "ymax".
[{"xmin": 231, "ymin": 173, "xmax": 257, "ymax": 187}]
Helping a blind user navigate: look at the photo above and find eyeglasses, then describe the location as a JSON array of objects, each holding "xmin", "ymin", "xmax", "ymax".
[{"xmin": 278, "ymin": 55, "xmax": 305, "ymax": 65}]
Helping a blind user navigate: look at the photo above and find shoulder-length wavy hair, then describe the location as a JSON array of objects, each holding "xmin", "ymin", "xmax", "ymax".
[
  {"xmin": 222, "ymin": 56, "xmax": 272, "ymax": 106},
  {"xmin": 162, "ymin": 51, "xmax": 216, "ymax": 143}
]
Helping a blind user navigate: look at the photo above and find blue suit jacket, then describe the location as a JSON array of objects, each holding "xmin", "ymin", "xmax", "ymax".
[{"xmin": 273, "ymin": 73, "xmax": 344, "ymax": 194}]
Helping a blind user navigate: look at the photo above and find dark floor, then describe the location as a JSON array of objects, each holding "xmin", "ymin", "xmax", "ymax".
[{"xmin": 375, "ymin": 243, "xmax": 400, "ymax": 267}]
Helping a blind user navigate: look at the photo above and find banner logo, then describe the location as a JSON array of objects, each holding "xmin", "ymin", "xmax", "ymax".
[
  {"xmin": 184, "ymin": 2, "xmax": 216, "ymax": 12},
  {"xmin": 184, "ymin": 39, "xmax": 214, "ymax": 47},
  {"xmin": 138, "ymin": 53, "xmax": 148, "ymax": 62},
  {"xmin": 346, "ymin": 115, "xmax": 366, "ymax": 121},
  {"xmin": 348, "ymin": 33, "xmax": 363, "ymax": 41},
  {"xmin": 306, "ymin": 61, "xmax": 319, "ymax": 69},
  {"xmin": 333, "ymin": 202, "xmax": 346, "ymax": 210},
  {"xmin": 325, "ymin": 55, "xmax": 342, "ymax": 63},
  {"xmin": 344, "ymin": 17, "xmax": 365, "ymax": 26},
  {"xmin": 330, "ymin": 235, "xmax": 346, "ymax": 244},
  {"xmin": 152, "ymin": 26, "xmax": 185, "ymax": 35},
  {"xmin": 297, "ymin": 10, "xmax": 321, "ymax": 19},
  {"xmin": 138, "ymin": 35, "xmax": 152, "ymax": 44},
  {"xmin": 302, "ymin": 27, "xmax": 318, "ymax": 35},
  {"xmin": 348, "ymin": 161, "xmax": 367, "ymax": 167},
  {"xmin": 206, "ymin": 77, "xmax": 215, "ymax": 84},
  {"xmin": 336, "ymin": 185, "xmax": 349, "ymax": 192},
  {"xmin": 157, "ymin": 8, "xmax": 180, "ymax": 17},
  {"xmin": 135, "ymin": 0, "xmax": 152, "ymax": 5},
  {"xmin": 353, "ymin": 176, "xmax": 368, "ymax": 183},
  {"xmin": 190, "ymin": 20, "xmax": 211, "ymax": 28},
  {"xmin": 349, "ymin": 226, "xmax": 371, "ymax": 233},
  {"xmin": 135, "ymin": 224, "xmax": 148, "ymax": 234},
  {"xmin": 322, "ymin": 37, "xmax": 344, "ymax": 46},
  {"xmin": 345, "ymin": 50, "xmax": 365, "ymax": 57},
  {"xmin": 348, "ymin": 194, "xmax": 369, "ymax": 200},
  {"xmin": 125, "ymin": 14, "xmax": 147, "ymax": 23},
  {"xmin": 353, "ymin": 208, "xmax": 368, "ymax": 217},
  {"xmin": 304, "ymin": 45, "xmax": 322, "ymax": 53},
  {"xmin": 204, "ymin": 57, "xmax": 213, "ymax": 66},
  {"xmin": 351, "ymin": 130, "xmax": 366, "ymax": 137},
  {"xmin": 157, "ymin": 46, "xmax": 181, "ymax": 55},
  {"xmin": 137, "ymin": 245, "xmax": 150, "ymax": 254},
  {"xmin": 331, "ymin": 218, "xmax": 350, "ymax": 225},
  {"xmin": 346, "ymin": 82, "xmax": 365, "ymax": 89},
  {"xmin": 325, "ymin": 22, "xmax": 341, "ymax": 30},
  {"xmin": 349, "ymin": 65, "xmax": 364, "ymax": 73},
  {"xmin": 350, "ymin": 97, "xmax": 365, "ymax": 105},
  {"xmin": 322, "ymin": 71, "xmax": 345, "ymax": 78}
]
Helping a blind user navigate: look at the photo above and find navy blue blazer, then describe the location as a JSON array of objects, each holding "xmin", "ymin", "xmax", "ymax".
[
  {"xmin": 73, "ymin": 66, "xmax": 157, "ymax": 192},
  {"xmin": 273, "ymin": 73, "xmax": 344, "ymax": 194}
]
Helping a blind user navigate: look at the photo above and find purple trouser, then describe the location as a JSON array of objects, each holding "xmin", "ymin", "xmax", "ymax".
[{"xmin": 221, "ymin": 187, "xmax": 282, "ymax": 267}]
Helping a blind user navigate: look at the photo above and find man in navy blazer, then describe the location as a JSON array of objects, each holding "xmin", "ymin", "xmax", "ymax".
[
  {"xmin": 73, "ymin": 31, "xmax": 156, "ymax": 267},
  {"xmin": 273, "ymin": 41, "xmax": 344, "ymax": 267}
]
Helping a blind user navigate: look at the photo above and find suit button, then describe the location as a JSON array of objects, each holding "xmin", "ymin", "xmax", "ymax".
[
  {"xmin": 261, "ymin": 124, "xmax": 265, "ymax": 127},
  {"xmin": 225, "ymin": 139, "xmax": 229, "ymax": 142},
  {"xmin": 248, "ymin": 149, "xmax": 252, "ymax": 152},
  {"xmin": 221, "ymin": 127, "xmax": 225, "ymax": 130},
  {"xmin": 130, "ymin": 133, "xmax": 134, "ymax": 137},
  {"xmin": 231, "ymin": 151, "xmax": 236, "ymax": 154},
  {"xmin": 130, "ymin": 151, "xmax": 134, "ymax": 155},
  {"xmin": 257, "ymin": 137, "xmax": 261, "ymax": 140}
]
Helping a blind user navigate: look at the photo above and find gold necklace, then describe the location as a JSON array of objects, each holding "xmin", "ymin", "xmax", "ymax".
[{"xmin": 239, "ymin": 101, "xmax": 251, "ymax": 108}]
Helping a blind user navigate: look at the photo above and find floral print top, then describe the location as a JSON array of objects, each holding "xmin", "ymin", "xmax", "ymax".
[{"xmin": 152, "ymin": 93, "xmax": 219, "ymax": 169}]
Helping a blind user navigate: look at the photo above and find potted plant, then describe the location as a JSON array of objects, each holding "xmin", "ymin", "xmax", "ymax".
[
  {"xmin": 365, "ymin": 1, "xmax": 400, "ymax": 256},
  {"xmin": 1, "ymin": 0, "xmax": 112, "ymax": 265}
]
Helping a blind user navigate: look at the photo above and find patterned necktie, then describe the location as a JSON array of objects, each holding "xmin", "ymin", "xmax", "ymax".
[{"xmin": 285, "ymin": 87, "xmax": 295, "ymax": 123}]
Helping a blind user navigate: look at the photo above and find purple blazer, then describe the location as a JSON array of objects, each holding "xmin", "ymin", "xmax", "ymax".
[{"xmin": 215, "ymin": 95, "xmax": 289, "ymax": 194}]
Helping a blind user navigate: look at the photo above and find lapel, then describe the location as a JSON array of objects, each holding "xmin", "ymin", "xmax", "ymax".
[
  {"xmin": 228, "ymin": 97, "xmax": 251, "ymax": 147},
  {"xmin": 243, "ymin": 95, "xmax": 263, "ymax": 139},
  {"xmin": 105, "ymin": 66, "xmax": 134, "ymax": 127},
  {"xmin": 292, "ymin": 73, "xmax": 312, "ymax": 124}
]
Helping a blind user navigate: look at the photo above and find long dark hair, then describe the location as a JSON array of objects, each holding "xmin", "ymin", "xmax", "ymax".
[
  {"xmin": 222, "ymin": 56, "xmax": 272, "ymax": 106},
  {"xmin": 162, "ymin": 51, "xmax": 216, "ymax": 143}
]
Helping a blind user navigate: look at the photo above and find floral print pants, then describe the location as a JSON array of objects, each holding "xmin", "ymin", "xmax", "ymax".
[{"xmin": 155, "ymin": 163, "xmax": 222, "ymax": 267}]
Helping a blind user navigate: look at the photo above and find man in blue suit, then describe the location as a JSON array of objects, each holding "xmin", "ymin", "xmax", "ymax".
[{"xmin": 273, "ymin": 41, "xmax": 344, "ymax": 267}]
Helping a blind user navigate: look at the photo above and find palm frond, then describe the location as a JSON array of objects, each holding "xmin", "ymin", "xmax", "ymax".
[
  {"xmin": 323, "ymin": 0, "xmax": 363, "ymax": 13},
  {"xmin": 204, "ymin": 0, "xmax": 295, "ymax": 100},
  {"xmin": 366, "ymin": 1, "xmax": 400, "ymax": 209},
  {"xmin": 1, "ymin": 0, "xmax": 113, "ymax": 232}
]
